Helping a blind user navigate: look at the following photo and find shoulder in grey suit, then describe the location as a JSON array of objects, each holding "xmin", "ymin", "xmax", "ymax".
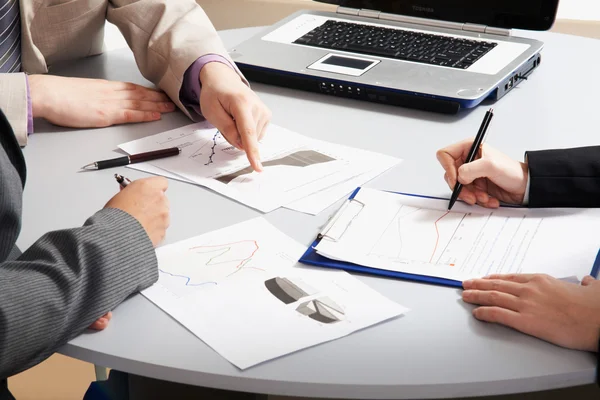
[{"xmin": 0, "ymin": 108, "xmax": 158, "ymax": 391}]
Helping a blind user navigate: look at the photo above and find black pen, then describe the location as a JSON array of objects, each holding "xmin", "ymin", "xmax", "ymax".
[
  {"xmin": 81, "ymin": 147, "xmax": 181, "ymax": 170},
  {"xmin": 114, "ymin": 174, "xmax": 131, "ymax": 189},
  {"xmin": 448, "ymin": 108, "xmax": 494, "ymax": 211}
]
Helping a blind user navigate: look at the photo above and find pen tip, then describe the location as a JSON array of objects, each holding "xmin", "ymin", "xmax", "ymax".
[{"xmin": 80, "ymin": 162, "xmax": 96, "ymax": 170}]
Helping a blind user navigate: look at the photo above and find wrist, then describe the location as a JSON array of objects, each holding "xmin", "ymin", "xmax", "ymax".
[
  {"xmin": 199, "ymin": 61, "xmax": 239, "ymax": 86},
  {"xmin": 27, "ymin": 75, "xmax": 49, "ymax": 119}
]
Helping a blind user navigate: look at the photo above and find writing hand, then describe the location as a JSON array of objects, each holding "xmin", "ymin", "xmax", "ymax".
[
  {"xmin": 436, "ymin": 138, "xmax": 529, "ymax": 208},
  {"xmin": 462, "ymin": 274, "xmax": 600, "ymax": 351},
  {"xmin": 28, "ymin": 75, "xmax": 176, "ymax": 128},
  {"xmin": 198, "ymin": 62, "xmax": 272, "ymax": 172},
  {"xmin": 104, "ymin": 177, "xmax": 170, "ymax": 247}
]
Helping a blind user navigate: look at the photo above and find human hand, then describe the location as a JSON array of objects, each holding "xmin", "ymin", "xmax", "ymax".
[
  {"xmin": 462, "ymin": 274, "xmax": 600, "ymax": 352},
  {"xmin": 104, "ymin": 177, "xmax": 170, "ymax": 247},
  {"xmin": 436, "ymin": 139, "xmax": 529, "ymax": 208},
  {"xmin": 89, "ymin": 312, "xmax": 112, "ymax": 331},
  {"xmin": 28, "ymin": 75, "xmax": 176, "ymax": 128},
  {"xmin": 199, "ymin": 62, "xmax": 272, "ymax": 172}
]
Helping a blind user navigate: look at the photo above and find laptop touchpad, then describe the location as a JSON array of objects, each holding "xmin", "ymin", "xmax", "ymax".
[{"xmin": 308, "ymin": 54, "xmax": 380, "ymax": 77}]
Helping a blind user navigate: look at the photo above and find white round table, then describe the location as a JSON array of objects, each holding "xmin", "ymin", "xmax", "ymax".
[{"xmin": 18, "ymin": 27, "xmax": 600, "ymax": 399}]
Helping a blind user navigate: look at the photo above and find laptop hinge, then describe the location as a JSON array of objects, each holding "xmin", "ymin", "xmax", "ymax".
[
  {"xmin": 337, "ymin": 6, "xmax": 512, "ymax": 37},
  {"xmin": 379, "ymin": 12, "xmax": 464, "ymax": 31},
  {"xmin": 463, "ymin": 23, "xmax": 511, "ymax": 36},
  {"xmin": 337, "ymin": 6, "xmax": 359, "ymax": 16}
]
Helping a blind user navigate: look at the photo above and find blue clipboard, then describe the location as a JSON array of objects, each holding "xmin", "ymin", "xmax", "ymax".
[{"xmin": 299, "ymin": 187, "xmax": 600, "ymax": 288}]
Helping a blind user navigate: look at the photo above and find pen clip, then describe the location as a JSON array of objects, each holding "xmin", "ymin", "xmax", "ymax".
[{"xmin": 317, "ymin": 198, "xmax": 365, "ymax": 242}]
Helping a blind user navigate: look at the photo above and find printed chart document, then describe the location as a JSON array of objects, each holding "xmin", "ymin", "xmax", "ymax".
[
  {"xmin": 315, "ymin": 188, "xmax": 600, "ymax": 282},
  {"xmin": 119, "ymin": 123, "xmax": 400, "ymax": 213},
  {"xmin": 142, "ymin": 218, "xmax": 407, "ymax": 370}
]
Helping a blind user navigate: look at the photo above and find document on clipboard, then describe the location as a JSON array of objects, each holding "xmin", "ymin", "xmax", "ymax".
[{"xmin": 299, "ymin": 187, "xmax": 600, "ymax": 287}]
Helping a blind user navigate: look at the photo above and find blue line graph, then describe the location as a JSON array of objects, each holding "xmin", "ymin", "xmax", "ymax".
[
  {"xmin": 159, "ymin": 269, "xmax": 217, "ymax": 287},
  {"xmin": 204, "ymin": 131, "xmax": 220, "ymax": 166}
]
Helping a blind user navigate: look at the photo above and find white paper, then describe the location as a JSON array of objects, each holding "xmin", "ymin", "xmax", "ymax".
[
  {"xmin": 284, "ymin": 154, "xmax": 400, "ymax": 215},
  {"xmin": 142, "ymin": 218, "xmax": 407, "ymax": 370},
  {"xmin": 316, "ymin": 188, "xmax": 600, "ymax": 282},
  {"xmin": 120, "ymin": 123, "xmax": 401, "ymax": 213}
]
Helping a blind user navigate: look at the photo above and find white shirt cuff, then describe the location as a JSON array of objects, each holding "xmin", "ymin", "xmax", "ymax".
[{"xmin": 522, "ymin": 169, "xmax": 531, "ymax": 206}]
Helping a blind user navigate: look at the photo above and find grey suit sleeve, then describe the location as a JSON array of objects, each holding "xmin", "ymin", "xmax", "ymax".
[{"xmin": 0, "ymin": 208, "xmax": 158, "ymax": 379}]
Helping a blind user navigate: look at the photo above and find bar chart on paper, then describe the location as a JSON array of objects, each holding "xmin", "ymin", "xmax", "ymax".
[{"xmin": 141, "ymin": 218, "xmax": 408, "ymax": 370}]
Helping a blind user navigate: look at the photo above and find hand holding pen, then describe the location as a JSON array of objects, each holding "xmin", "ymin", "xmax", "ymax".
[
  {"xmin": 437, "ymin": 110, "xmax": 530, "ymax": 209},
  {"xmin": 104, "ymin": 175, "xmax": 171, "ymax": 247},
  {"xmin": 446, "ymin": 108, "xmax": 494, "ymax": 210}
]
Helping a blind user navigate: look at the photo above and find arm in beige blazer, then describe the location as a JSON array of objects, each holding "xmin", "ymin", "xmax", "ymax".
[
  {"xmin": 107, "ymin": 0, "xmax": 247, "ymax": 120},
  {"xmin": 0, "ymin": 0, "xmax": 244, "ymax": 147}
]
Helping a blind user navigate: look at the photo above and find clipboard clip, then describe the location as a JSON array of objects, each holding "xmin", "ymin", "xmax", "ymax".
[{"xmin": 317, "ymin": 197, "xmax": 365, "ymax": 242}]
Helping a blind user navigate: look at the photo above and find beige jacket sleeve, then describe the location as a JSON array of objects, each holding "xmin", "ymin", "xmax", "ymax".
[
  {"xmin": 106, "ymin": 0, "xmax": 245, "ymax": 121},
  {"xmin": 0, "ymin": 73, "xmax": 28, "ymax": 146}
]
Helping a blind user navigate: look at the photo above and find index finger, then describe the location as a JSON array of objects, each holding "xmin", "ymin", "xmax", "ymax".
[
  {"xmin": 233, "ymin": 104, "xmax": 263, "ymax": 172},
  {"xmin": 436, "ymin": 138, "xmax": 474, "ymax": 186},
  {"xmin": 482, "ymin": 274, "xmax": 536, "ymax": 283},
  {"xmin": 462, "ymin": 278, "xmax": 523, "ymax": 296}
]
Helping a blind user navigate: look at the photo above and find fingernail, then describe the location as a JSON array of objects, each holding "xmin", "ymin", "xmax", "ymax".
[
  {"xmin": 153, "ymin": 112, "xmax": 161, "ymax": 119},
  {"xmin": 462, "ymin": 290, "xmax": 472, "ymax": 300},
  {"xmin": 463, "ymin": 280, "xmax": 473, "ymax": 289}
]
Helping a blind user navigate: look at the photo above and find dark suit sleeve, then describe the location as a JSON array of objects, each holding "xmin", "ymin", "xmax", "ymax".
[
  {"xmin": 526, "ymin": 146, "xmax": 600, "ymax": 208},
  {"xmin": 0, "ymin": 106, "xmax": 159, "ymax": 380},
  {"xmin": 0, "ymin": 208, "xmax": 158, "ymax": 379}
]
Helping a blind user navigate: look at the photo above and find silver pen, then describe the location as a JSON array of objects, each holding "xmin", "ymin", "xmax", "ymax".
[{"xmin": 114, "ymin": 174, "xmax": 131, "ymax": 189}]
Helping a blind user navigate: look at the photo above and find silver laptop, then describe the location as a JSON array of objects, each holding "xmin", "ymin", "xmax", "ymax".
[{"xmin": 229, "ymin": 0, "xmax": 559, "ymax": 114}]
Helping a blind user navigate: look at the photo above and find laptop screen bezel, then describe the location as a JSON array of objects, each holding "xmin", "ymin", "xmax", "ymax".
[{"xmin": 312, "ymin": 0, "xmax": 559, "ymax": 31}]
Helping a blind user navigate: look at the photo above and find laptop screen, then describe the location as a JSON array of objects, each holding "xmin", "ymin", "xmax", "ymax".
[{"xmin": 314, "ymin": 0, "xmax": 559, "ymax": 30}]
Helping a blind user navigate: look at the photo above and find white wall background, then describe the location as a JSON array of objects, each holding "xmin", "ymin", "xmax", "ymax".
[{"xmin": 558, "ymin": 0, "xmax": 600, "ymax": 20}]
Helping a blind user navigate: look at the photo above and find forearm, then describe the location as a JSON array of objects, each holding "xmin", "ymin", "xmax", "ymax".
[
  {"xmin": 0, "ymin": 208, "xmax": 157, "ymax": 379},
  {"xmin": 106, "ymin": 0, "xmax": 237, "ymax": 118},
  {"xmin": 527, "ymin": 146, "xmax": 600, "ymax": 207}
]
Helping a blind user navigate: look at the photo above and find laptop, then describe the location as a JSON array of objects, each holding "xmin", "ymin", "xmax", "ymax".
[{"xmin": 229, "ymin": 0, "xmax": 559, "ymax": 114}]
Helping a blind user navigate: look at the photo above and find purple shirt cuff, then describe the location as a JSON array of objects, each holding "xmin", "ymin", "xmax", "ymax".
[
  {"xmin": 179, "ymin": 55, "xmax": 235, "ymax": 117},
  {"xmin": 25, "ymin": 74, "xmax": 33, "ymax": 134}
]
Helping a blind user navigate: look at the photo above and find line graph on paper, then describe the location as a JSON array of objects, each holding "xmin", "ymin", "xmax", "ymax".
[
  {"xmin": 157, "ymin": 240, "xmax": 266, "ymax": 298},
  {"xmin": 367, "ymin": 205, "xmax": 468, "ymax": 266},
  {"xmin": 176, "ymin": 130, "xmax": 245, "ymax": 166}
]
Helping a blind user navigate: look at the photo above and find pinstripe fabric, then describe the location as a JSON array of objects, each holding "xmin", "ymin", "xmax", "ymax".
[
  {"xmin": 0, "ymin": 0, "xmax": 21, "ymax": 73},
  {"xmin": 0, "ymin": 108, "xmax": 158, "ymax": 386}
]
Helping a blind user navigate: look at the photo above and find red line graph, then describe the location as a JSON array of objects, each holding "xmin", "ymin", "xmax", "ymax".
[
  {"xmin": 189, "ymin": 240, "xmax": 263, "ymax": 274},
  {"xmin": 429, "ymin": 211, "xmax": 450, "ymax": 263}
]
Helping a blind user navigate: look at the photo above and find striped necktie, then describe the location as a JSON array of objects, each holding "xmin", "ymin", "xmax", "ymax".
[{"xmin": 0, "ymin": 0, "xmax": 21, "ymax": 73}]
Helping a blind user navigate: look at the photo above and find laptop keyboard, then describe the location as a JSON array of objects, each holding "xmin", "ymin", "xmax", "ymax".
[{"xmin": 294, "ymin": 20, "xmax": 498, "ymax": 69}]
